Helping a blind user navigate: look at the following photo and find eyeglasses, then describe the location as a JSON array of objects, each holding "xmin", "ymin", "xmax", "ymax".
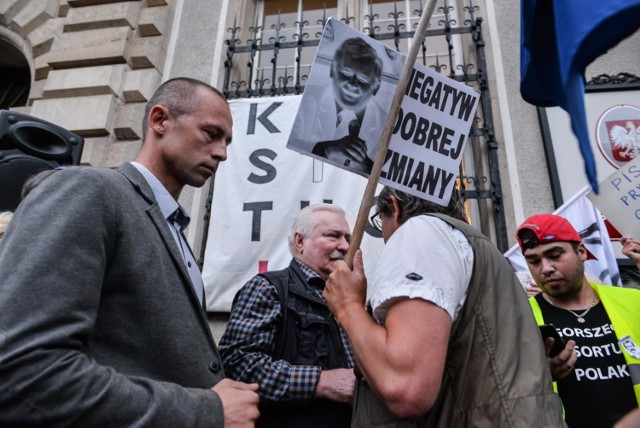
[{"xmin": 370, "ymin": 211, "xmax": 383, "ymax": 232}]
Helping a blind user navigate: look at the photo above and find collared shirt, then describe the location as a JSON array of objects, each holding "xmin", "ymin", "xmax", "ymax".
[
  {"xmin": 218, "ymin": 259, "xmax": 355, "ymax": 401},
  {"xmin": 131, "ymin": 162, "xmax": 205, "ymax": 307}
]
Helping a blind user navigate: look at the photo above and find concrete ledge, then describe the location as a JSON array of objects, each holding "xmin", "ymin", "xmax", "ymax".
[
  {"xmin": 27, "ymin": 79, "xmax": 46, "ymax": 105},
  {"xmin": 129, "ymin": 35, "xmax": 165, "ymax": 69},
  {"xmin": 58, "ymin": 0, "xmax": 69, "ymax": 17},
  {"xmin": 48, "ymin": 26, "xmax": 132, "ymax": 69},
  {"xmin": 114, "ymin": 102, "xmax": 144, "ymax": 139},
  {"xmin": 42, "ymin": 64, "xmax": 126, "ymax": 98},
  {"xmin": 64, "ymin": 1, "xmax": 140, "ymax": 32},
  {"xmin": 12, "ymin": 0, "xmax": 57, "ymax": 34},
  {"xmin": 138, "ymin": 5, "xmax": 168, "ymax": 36},
  {"xmin": 30, "ymin": 94, "xmax": 117, "ymax": 137},
  {"xmin": 122, "ymin": 68, "xmax": 160, "ymax": 102},
  {"xmin": 68, "ymin": 0, "xmax": 134, "ymax": 7},
  {"xmin": 28, "ymin": 17, "xmax": 63, "ymax": 58},
  {"xmin": 35, "ymin": 53, "xmax": 51, "ymax": 80},
  {"xmin": 0, "ymin": 0, "xmax": 30, "ymax": 29}
]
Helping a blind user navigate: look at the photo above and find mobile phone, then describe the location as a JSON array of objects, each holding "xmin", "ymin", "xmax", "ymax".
[{"xmin": 539, "ymin": 324, "xmax": 566, "ymax": 358}]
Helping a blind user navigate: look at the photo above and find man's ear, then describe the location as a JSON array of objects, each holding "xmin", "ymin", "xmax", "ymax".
[
  {"xmin": 577, "ymin": 243, "xmax": 589, "ymax": 262},
  {"xmin": 148, "ymin": 105, "xmax": 171, "ymax": 136},
  {"xmin": 294, "ymin": 232, "xmax": 305, "ymax": 254},
  {"xmin": 390, "ymin": 195, "xmax": 402, "ymax": 223}
]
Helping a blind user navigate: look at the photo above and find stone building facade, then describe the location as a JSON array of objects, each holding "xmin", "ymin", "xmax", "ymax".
[{"xmin": 0, "ymin": 0, "xmax": 230, "ymax": 259}]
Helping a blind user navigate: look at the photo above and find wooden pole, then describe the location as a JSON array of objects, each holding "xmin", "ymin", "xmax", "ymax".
[{"xmin": 345, "ymin": 0, "xmax": 439, "ymax": 267}]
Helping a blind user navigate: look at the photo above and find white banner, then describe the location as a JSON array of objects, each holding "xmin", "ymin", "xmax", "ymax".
[
  {"xmin": 202, "ymin": 96, "xmax": 385, "ymax": 312},
  {"xmin": 505, "ymin": 186, "xmax": 621, "ymax": 286},
  {"xmin": 287, "ymin": 18, "xmax": 479, "ymax": 206}
]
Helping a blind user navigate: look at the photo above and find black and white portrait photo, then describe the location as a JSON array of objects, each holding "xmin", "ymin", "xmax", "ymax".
[{"xmin": 287, "ymin": 18, "xmax": 402, "ymax": 176}]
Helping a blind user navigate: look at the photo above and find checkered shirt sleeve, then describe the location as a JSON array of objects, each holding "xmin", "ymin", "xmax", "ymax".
[{"xmin": 218, "ymin": 274, "xmax": 322, "ymax": 401}]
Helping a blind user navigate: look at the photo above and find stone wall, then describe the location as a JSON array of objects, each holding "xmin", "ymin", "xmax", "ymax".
[{"xmin": 1, "ymin": 0, "xmax": 173, "ymax": 167}]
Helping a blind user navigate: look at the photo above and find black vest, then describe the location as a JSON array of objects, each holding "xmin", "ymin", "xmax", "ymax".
[{"xmin": 257, "ymin": 260, "xmax": 352, "ymax": 428}]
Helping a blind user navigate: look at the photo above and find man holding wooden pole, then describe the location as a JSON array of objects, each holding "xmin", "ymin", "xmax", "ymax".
[
  {"xmin": 319, "ymin": 1, "xmax": 564, "ymax": 425},
  {"xmin": 324, "ymin": 185, "xmax": 565, "ymax": 426}
]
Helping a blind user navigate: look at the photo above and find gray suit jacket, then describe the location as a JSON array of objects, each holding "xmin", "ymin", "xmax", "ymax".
[{"xmin": 0, "ymin": 163, "xmax": 225, "ymax": 426}]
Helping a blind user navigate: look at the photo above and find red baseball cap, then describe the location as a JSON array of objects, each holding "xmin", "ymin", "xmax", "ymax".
[{"xmin": 516, "ymin": 213, "xmax": 597, "ymax": 260}]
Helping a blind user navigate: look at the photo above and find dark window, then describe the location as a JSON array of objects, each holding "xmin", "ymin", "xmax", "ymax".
[{"xmin": 0, "ymin": 38, "xmax": 30, "ymax": 109}]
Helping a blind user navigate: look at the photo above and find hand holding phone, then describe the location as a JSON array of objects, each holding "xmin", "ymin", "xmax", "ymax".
[{"xmin": 539, "ymin": 324, "xmax": 566, "ymax": 358}]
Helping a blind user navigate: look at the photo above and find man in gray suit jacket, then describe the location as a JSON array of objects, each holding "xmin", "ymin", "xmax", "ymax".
[{"xmin": 0, "ymin": 78, "xmax": 259, "ymax": 426}]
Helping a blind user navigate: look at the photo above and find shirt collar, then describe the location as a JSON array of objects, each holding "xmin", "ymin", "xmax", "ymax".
[
  {"xmin": 293, "ymin": 258, "xmax": 325, "ymax": 289},
  {"xmin": 130, "ymin": 162, "xmax": 190, "ymax": 227}
]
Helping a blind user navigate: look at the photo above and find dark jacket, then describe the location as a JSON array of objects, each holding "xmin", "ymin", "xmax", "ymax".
[{"xmin": 258, "ymin": 259, "xmax": 352, "ymax": 428}]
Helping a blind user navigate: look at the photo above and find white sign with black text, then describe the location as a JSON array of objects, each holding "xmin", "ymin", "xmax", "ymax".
[{"xmin": 287, "ymin": 18, "xmax": 480, "ymax": 206}]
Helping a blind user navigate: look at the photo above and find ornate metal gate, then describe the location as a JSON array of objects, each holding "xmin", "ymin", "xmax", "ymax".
[{"xmin": 218, "ymin": 0, "xmax": 509, "ymax": 251}]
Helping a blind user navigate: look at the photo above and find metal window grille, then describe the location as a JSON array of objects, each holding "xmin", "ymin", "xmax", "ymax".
[{"xmin": 218, "ymin": 0, "xmax": 509, "ymax": 251}]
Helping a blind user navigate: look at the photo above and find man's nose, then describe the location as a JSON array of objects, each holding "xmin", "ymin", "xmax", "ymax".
[
  {"xmin": 337, "ymin": 236, "xmax": 349, "ymax": 251},
  {"xmin": 540, "ymin": 258, "xmax": 555, "ymax": 274},
  {"xmin": 212, "ymin": 141, "xmax": 227, "ymax": 161}
]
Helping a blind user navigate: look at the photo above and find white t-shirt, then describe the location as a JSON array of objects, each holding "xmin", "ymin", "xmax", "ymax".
[{"xmin": 370, "ymin": 216, "xmax": 473, "ymax": 324}]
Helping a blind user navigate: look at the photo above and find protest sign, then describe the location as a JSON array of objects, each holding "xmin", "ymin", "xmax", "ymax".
[
  {"xmin": 587, "ymin": 154, "xmax": 640, "ymax": 239},
  {"xmin": 202, "ymin": 96, "xmax": 385, "ymax": 312},
  {"xmin": 287, "ymin": 18, "xmax": 480, "ymax": 206}
]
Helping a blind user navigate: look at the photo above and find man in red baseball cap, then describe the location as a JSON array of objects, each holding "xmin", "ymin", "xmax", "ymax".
[
  {"xmin": 517, "ymin": 213, "xmax": 598, "ymax": 261},
  {"xmin": 517, "ymin": 213, "xmax": 640, "ymax": 428}
]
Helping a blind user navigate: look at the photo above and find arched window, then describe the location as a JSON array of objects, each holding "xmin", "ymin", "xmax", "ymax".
[{"xmin": 0, "ymin": 37, "xmax": 31, "ymax": 109}]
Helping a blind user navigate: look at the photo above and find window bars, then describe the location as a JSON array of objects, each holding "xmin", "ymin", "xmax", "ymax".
[{"xmin": 219, "ymin": 0, "xmax": 509, "ymax": 251}]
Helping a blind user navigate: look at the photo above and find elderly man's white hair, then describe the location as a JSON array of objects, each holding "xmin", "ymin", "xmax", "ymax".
[
  {"xmin": 288, "ymin": 203, "xmax": 347, "ymax": 257},
  {"xmin": 0, "ymin": 211, "xmax": 13, "ymax": 239}
]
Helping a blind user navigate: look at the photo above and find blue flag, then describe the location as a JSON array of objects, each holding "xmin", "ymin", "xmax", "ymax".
[{"xmin": 521, "ymin": 0, "xmax": 640, "ymax": 193}]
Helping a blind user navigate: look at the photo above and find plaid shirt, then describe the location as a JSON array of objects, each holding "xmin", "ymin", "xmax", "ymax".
[{"xmin": 219, "ymin": 259, "xmax": 355, "ymax": 401}]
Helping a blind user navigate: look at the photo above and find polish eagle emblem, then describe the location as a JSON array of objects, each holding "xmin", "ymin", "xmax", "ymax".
[{"xmin": 608, "ymin": 120, "xmax": 640, "ymax": 161}]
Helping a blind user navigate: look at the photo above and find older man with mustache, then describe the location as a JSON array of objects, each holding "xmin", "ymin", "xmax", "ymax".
[{"xmin": 219, "ymin": 203, "xmax": 356, "ymax": 428}]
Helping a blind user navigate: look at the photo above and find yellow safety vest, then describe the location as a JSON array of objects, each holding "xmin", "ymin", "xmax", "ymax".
[{"xmin": 529, "ymin": 283, "xmax": 640, "ymax": 406}]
